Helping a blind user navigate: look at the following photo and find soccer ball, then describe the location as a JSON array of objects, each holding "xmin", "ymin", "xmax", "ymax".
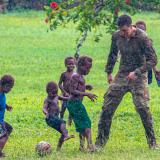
[{"xmin": 35, "ymin": 141, "xmax": 52, "ymax": 156}]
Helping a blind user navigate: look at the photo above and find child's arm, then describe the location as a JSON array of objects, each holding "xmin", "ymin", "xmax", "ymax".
[
  {"xmin": 43, "ymin": 100, "xmax": 48, "ymax": 116},
  {"xmin": 6, "ymin": 104, "xmax": 12, "ymax": 112},
  {"xmin": 70, "ymin": 75, "xmax": 97, "ymax": 101},
  {"xmin": 58, "ymin": 73, "xmax": 69, "ymax": 96},
  {"xmin": 58, "ymin": 95, "xmax": 69, "ymax": 101}
]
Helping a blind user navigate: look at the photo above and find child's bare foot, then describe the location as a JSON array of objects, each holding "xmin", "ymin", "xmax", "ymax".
[
  {"xmin": 0, "ymin": 152, "xmax": 5, "ymax": 158},
  {"xmin": 87, "ymin": 144, "xmax": 96, "ymax": 153},
  {"xmin": 63, "ymin": 135, "xmax": 75, "ymax": 142},
  {"xmin": 79, "ymin": 147, "xmax": 87, "ymax": 152}
]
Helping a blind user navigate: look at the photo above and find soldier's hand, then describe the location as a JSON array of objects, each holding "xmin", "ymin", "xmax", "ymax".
[
  {"xmin": 126, "ymin": 71, "xmax": 137, "ymax": 80},
  {"xmin": 107, "ymin": 74, "xmax": 113, "ymax": 84}
]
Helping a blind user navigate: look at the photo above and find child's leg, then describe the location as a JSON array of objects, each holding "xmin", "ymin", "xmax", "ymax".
[
  {"xmin": 68, "ymin": 114, "xmax": 72, "ymax": 126},
  {"xmin": 85, "ymin": 128, "xmax": 92, "ymax": 148},
  {"xmin": 60, "ymin": 123, "xmax": 68, "ymax": 138},
  {"xmin": 56, "ymin": 123, "xmax": 74, "ymax": 151},
  {"xmin": 60, "ymin": 123, "xmax": 74, "ymax": 141},
  {"xmin": 79, "ymin": 133, "xmax": 85, "ymax": 152},
  {"xmin": 84, "ymin": 128, "xmax": 95, "ymax": 152},
  {"xmin": 56, "ymin": 135, "xmax": 64, "ymax": 151},
  {"xmin": 0, "ymin": 135, "xmax": 8, "ymax": 156},
  {"xmin": 60, "ymin": 101, "xmax": 67, "ymax": 119},
  {"xmin": 0, "ymin": 122, "xmax": 12, "ymax": 156}
]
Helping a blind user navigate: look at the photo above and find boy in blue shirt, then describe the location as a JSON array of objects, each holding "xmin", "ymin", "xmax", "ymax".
[{"xmin": 0, "ymin": 75, "xmax": 14, "ymax": 157}]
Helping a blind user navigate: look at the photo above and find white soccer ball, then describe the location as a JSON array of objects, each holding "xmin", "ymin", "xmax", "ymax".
[{"xmin": 35, "ymin": 141, "xmax": 52, "ymax": 156}]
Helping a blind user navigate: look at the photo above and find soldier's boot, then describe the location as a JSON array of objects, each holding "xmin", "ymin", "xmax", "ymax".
[
  {"xmin": 149, "ymin": 140, "xmax": 160, "ymax": 150},
  {"xmin": 137, "ymin": 107, "xmax": 158, "ymax": 149}
]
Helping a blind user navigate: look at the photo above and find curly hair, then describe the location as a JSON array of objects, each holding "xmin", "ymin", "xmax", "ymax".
[
  {"xmin": 135, "ymin": 21, "xmax": 146, "ymax": 31},
  {"xmin": 64, "ymin": 57, "xmax": 75, "ymax": 65},
  {"xmin": 77, "ymin": 56, "xmax": 92, "ymax": 67},
  {"xmin": 0, "ymin": 75, "xmax": 14, "ymax": 87},
  {"xmin": 46, "ymin": 81, "xmax": 58, "ymax": 94},
  {"xmin": 117, "ymin": 14, "xmax": 132, "ymax": 27}
]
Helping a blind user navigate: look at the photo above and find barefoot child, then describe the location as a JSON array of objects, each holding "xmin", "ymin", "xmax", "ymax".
[
  {"xmin": 135, "ymin": 20, "xmax": 160, "ymax": 86},
  {"xmin": 0, "ymin": 75, "xmax": 14, "ymax": 157},
  {"xmin": 58, "ymin": 57, "xmax": 76, "ymax": 125},
  {"xmin": 67, "ymin": 56, "xmax": 97, "ymax": 152},
  {"xmin": 43, "ymin": 81, "xmax": 74, "ymax": 151}
]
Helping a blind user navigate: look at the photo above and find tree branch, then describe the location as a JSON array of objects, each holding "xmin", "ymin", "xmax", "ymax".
[{"xmin": 63, "ymin": 0, "xmax": 105, "ymax": 13}]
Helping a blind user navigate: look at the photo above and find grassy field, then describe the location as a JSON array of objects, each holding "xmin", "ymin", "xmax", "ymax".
[{"xmin": 0, "ymin": 11, "xmax": 160, "ymax": 160}]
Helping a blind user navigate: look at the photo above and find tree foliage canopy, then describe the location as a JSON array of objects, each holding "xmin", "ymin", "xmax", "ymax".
[{"xmin": 44, "ymin": 0, "xmax": 157, "ymax": 57}]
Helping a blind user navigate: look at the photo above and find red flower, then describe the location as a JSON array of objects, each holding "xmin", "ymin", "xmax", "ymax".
[
  {"xmin": 125, "ymin": 0, "xmax": 130, "ymax": 5},
  {"xmin": 50, "ymin": 2, "xmax": 58, "ymax": 9},
  {"xmin": 45, "ymin": 17, "xmax": 49, "ymax": 23}
]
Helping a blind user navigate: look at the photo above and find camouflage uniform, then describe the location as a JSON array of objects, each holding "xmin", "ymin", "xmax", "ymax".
[{"xmin": 95, "ymin": 29, "xmax": 157, "ymax": 148}]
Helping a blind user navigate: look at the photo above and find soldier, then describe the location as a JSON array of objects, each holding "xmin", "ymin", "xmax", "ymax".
[{"xmin": 95, "ymin": 15, "xmax": 158, "ymax": 150}]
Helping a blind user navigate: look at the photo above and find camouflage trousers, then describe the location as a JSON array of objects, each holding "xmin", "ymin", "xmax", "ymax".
[{"xmin": 95, "ymin": 73, "xmax": 156, "ymax": 148}]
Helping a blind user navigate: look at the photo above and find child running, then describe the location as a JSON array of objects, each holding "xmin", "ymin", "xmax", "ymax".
[
  {"xmin": 67, "ymin": 56, "xmax": 97, "ymax": 152},
  {"xmin": 43, "ymin": 81, "xmax": 74, "ymax": 151},
  {"xmin": 0, "ymin": 75, "xmax": 14, "ymax": 157}
]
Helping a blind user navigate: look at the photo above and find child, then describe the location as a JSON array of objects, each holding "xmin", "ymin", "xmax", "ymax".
[
  {"xmin": 58, "ymin": 57, "xmax": 76, "ymax": 125},
  {"xmin": 43, "ymin": 81, "xmax": 74, "ymax": 151},
  {"xmin": 67, "ymin": 56, "xmax": 97, "ymax": 152},
  {"xmin": 135, "ymin": 21, "xmax": 146, "ymax": 31},
  {"xmin": 135, "ymin": 20, "xmax": 160, "ymax": 86},
  {"xmin": 0, "ymin": 75, "xmax": 14, "ymax": 157}
]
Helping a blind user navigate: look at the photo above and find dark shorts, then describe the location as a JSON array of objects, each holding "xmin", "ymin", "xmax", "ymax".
[
  {"xmin": 45, "ymin": 116, "xmax": 66, "ymax": 133},
  {"xmin": 0, "ymin": 121, "xmax": 13, "ymax": 138}
]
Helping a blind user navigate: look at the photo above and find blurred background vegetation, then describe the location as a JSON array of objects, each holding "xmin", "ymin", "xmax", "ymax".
[{"xmin": 0, "ymin": 0, "xmax": 160, "ymax": 12}]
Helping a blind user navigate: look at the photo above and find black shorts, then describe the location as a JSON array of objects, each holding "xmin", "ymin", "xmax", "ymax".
[
  {"xmin": 46, "ymin": 116, "xmax": 66, "ymax": 133},
  {"xmin": 0, "ymin": 121, "xmax": 13, "ymax": 138}
]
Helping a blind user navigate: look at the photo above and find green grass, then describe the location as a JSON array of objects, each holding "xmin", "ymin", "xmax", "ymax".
[{"xmin": 1, "ymin": 10, "xmax": 160, "ymax": 159}]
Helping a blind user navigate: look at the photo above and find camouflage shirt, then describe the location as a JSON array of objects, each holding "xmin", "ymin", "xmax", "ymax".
[{"xmin": 105, "ymin": 28, "xmax": 157, "ymax": 76}]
